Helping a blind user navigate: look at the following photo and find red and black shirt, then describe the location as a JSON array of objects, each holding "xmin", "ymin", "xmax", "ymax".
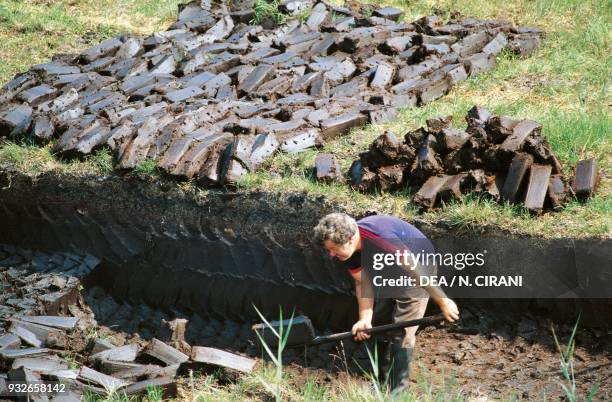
[{"xmin": 340, "ymin": 215, "xmax": 434, "ymax": 273}]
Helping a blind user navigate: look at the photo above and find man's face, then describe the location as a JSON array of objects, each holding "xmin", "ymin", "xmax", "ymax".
[{"xmin": 324, "ymin": 234, "xmax": 357, "ymax": 261}]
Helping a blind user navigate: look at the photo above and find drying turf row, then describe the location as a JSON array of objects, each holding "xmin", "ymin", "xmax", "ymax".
[
  {"xmin": 314, "ymin": 106, "xmax": 599, "ymax": 212},
  {"xmin": 0, "ymin": 0, "xmax": 543, "ymax": 186}
]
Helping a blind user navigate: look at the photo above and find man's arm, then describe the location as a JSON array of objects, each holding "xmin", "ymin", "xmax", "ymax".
[
  {"xmin": 400, "ymin": 259, "xmax": 460, "ymax": 322},
  {"xmin": 363, "ymin": 235, "xmax": 460, "ymax": 322},
  {"xmin": 350, "ymin": 269, "xmax": 374, "ymax": 341}
]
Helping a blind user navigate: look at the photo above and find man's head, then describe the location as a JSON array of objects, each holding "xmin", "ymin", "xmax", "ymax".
[{"xmin": 313, "ymin": 213, "xmax": 360, "ymax": 261}]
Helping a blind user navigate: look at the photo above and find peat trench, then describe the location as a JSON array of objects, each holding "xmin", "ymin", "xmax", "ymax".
[{"xmin": 0, "ymin": 170, "xmax": 610, "ymax": 398}]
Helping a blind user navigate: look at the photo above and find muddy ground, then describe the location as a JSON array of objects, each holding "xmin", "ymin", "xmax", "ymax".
[
  {"xmin": 2, "ymin": 244, "xmax": 610, "ymax": 400},
  {"xmin": 226, "ymin": 317, "xmax": 612, "ymax": 401},
  {"xmin": 261, "ymin": 306, "xmax": 612, "ymax": 400},
  {"xmin": 414, "ymin": 313, "xmax": 611, "ymax": 399}
]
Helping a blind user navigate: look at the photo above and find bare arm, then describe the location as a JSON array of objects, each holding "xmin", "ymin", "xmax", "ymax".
[
  {"xmin": 400, "ymin": 259, "xmax": 460, "ymax": 322},
  {"xmin": 350, "ymin": 269, "xmax": 374, "ymax": 340},
  {"xmin": 352, "ymin": 269, "xmax": 374, "ymax": 322}
]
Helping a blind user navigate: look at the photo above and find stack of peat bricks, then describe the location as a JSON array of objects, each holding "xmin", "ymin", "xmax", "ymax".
[
  {"xmin": 0, "ymin": 245, "xmax": 256, "ymax": 400},
  {"xmin": 0, "ymin": 0, "xmax": 544, "ymax": 185},
  {"xmin": 317, "ymin": 106, "xmax": 598, "ymax": 213}
]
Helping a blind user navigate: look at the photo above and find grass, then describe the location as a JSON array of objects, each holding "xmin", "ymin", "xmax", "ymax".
[
  {"xmin": 169, "ymin": 311, "xmax": 604, "ymax": 402},
  {"xmin": 252, "ymin": 0, "xmax": 288, "ymax": 25},
  {"xmin": 355, "ymin": 343, "xmax": 390, "ymax": 398},
  {"xmin": 551, "ymin": 316, "xmax": 600, "ymax": 402},
  {"xmin": 87, "ymin": 325, "xmax": 111, "ymax": 340},
  {"xmin": 176, "ymin": 358, "xmax": 598, "ymax": 401},
  {"xmin": 82, "ymin": 385, "xmax": 164, "ymax": 402},
  {"xmin": 89, "ymin": 148, "xmax": 115, "ymax": 176},
  {"xmin": 0, "ymin": 139, "xmax": 55, "ymax": 173},
  {"xmin": 0, "ymin": 138, "xmax": 116, "ymax": 176},
  {"xmin": 132, "ymin": 158, "xmax": 159, "ymax": 176},
  {"xmin": 253, "ymin": 306, "xmax": 295, "ymax": 401},
  {"xmin": 0, "ymin": 0, "xmax": 185, "ymax": 82},
  {"xmin": 0, "ymin": 0, "xmax": 610, "ymax": 238}
]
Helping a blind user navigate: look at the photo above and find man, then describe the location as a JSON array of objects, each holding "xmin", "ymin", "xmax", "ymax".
[{"xmin": 313, "ymin": 213, "xmax": 459, "ymax": 392}]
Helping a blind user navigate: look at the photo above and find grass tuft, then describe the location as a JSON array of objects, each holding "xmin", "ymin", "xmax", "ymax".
[
  {"xmin": 252, "ymin": 0, "xmax": 287, "ymax": 25},
  {"xmin": 253, "ymin": 305, "xmax": 295, "ymax": 401},
  {"xmin": 132, "ymin": 158, "xmax": 158, "ymax": 176},
  {"xmin": 87, "ymin": 148, "xmax": 115, "ymax": 176},
  {"xmin": 0, "ymin": 139, "xmax": 55, "ymax": 173},
  {"xmin": 551, "ymin": 316, "xmax": 601, "ymax": 401}
]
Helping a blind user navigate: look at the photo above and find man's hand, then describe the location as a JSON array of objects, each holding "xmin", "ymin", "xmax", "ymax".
[
  {"xmin": 437, "ymin": 297, "xmax": 460, "ymax": 322},
  {"xmin": 351, "ymin": 320, "xmax": 372, "ymax": 341}
]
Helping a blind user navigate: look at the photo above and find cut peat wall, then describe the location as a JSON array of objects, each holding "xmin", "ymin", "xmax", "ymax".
[{"xmin": 0, "ymin": 170, "xmax": 610, "ymax": 331}]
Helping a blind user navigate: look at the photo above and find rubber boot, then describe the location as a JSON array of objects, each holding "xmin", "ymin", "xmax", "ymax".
[
  {"xmin": 377, "ymin": 339, "xmax": 392, "ymax": 389},
  {"xmin": 389, "ymin": 343, "xmax": 413, "ymax": 394}
]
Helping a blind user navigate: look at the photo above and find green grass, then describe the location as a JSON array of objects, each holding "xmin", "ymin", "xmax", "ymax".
[
  {"xmin": 132, "ymin": 158, "xmax": 159, "ymax": 176},
  {"xmin": 177, "ymin": 357, "xmax": 534, "ymax": 401},
  {"xmin": 252, "ymin": 0, "xmax": 289, "ymax": 24},
  {"xmin": 0, "ymin": 0, "xmax": 185, "ymax": 82},
  {"xmin": 551, "ymin": 317, "xmax": 601, "ymax": 402},
  {"xmin": 82, "ymin": 385, "xmax": 163, "ymax": 402},
  {"xmin": 0, "ymin": 0, "xmax": 610, "ymax": 238},
  {"xmin": 88, "ymin": 148, "xmax": 115, "ymax": 176},
  {"xmin": 0, "ymin": 138, "xmax": 116, "ymax": 176},
  {"xmin": 0, "ymin": 139, "xmax": 55, "ymax": 173}
]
